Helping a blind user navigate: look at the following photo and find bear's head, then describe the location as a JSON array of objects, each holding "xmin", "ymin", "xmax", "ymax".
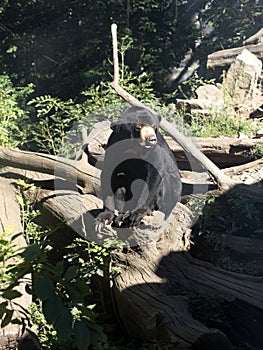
[{"xmin": 111, "ymin": 106, "xmax": 161, "ymax": 149}]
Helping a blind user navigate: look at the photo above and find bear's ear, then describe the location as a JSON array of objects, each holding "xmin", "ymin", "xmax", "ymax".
[
  {"xmin": 110, "ymin": 121, "xmax": 119, "ymax": 130},
  {"xmin": 111, "ymin": 120, "xmax": 131, "ymax": 132}
]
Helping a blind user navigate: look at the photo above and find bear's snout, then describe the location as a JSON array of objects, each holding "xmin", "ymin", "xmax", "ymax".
[
  {"xmin": 146, "ymin": 134, "xmax": 157, "ymax": 145},
  {"xmin": 140, "ymin": 126, "xmax": 157, "ymax": 147}
]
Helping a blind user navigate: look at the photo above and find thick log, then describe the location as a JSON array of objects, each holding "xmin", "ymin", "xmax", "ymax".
[
  {"xmin": 162, "ymin": 253, "xmax": 263, "ymax": 309},
  {"xmin": 163, "ymin": 136, "xmax": 261, "ymax": 169},
  {"xmin": 113, "ymin": 248, "xmax": 263, "ymax": 347},
  {"xmin": 207, "ymin": 43, "xmax": 263, "ymax": 71},
  {"xmin": 112, "ymin": 219, "xmax": 263, "ymax": 349},
  {"xmin": 18, "ymin": 181, "xmax": 263, "ymax": 348},
  {"xmin": 86, "ymin": 121, "xmax": 262, "ymax": 169},
  {"xmin": 113, "ymin": 257, "xmax": 232, "ymax": 349},
  {"xmin": 0, "ymin": 146, "xmax": 101, "ymax": 195}
]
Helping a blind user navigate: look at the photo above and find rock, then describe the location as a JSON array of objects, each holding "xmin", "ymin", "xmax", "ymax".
[
  {"xmin": 176, "ymin": 84, "xmax": 224, "ymax": 115},
  {"xmin": 224, "ymin": 49, "xmax": 262, "ymax": 104},
  {"xmin": 176, "ymin": 98, "xmax": 220, "ymax": 115},
  {"xmin": 196, "ymin": 84, "xmax": 224, "ymax": 103}
]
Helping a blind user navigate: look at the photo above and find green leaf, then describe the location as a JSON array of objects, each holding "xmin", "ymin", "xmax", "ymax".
[
  {"xmin": 54, "ymin": 307, "xmax": 73, "ymax": 342},
  {"xmin": 6, "ymin": 46, "xmax": 17, "ymax": 54},
  {"xmin": 54, "ymin": 261, "xmax": 64, "ymax": 276},
  {"xmin": 16, "ymin": 194, "xmax": 24, "ymax": 207},
  {"xmin": 34, "ymin": 275, "xmax": 53, "ymax": 300},
  {"xmin": 74, "ymin": 281, "xmax": 91, "ymax": 296},
  {"xmin": 1, "ymin": 309, "xmax": 14, "ymax": 327},
  {"xmin": 64, "ymin": 265, "xmax": 78, "ymax": 281},
  {"xmin": 0, "ymin": 301, "xmax": 8, "ymax": 318},
  {"xmin": 77, "ymin": 304, "xmax": 96, "ymax": 321},
  {"xmin": 21, "ymin": 243, "xmax": 40, "ymax": 260},
  {"xmin": 2, "ymin": 289, "xmax": 22, "ymax": 300},
  {"xmin": 66, "ymin": 285, "xmax": 83, "ymax": 303},
  {"xmin": 73, "ymin": 320, "xmax": 91, "ymax": 350},
  {"xmin": 42, "ymin": 293, "xmax": 62, "ymax": 324}
]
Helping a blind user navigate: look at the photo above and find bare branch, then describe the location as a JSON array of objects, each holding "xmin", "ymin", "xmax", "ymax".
[{"xmin": 110, "ymin": 24, "xmax": 237, "ymax": 190}]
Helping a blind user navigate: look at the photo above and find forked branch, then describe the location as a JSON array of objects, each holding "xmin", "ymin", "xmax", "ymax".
[{"xmin": 110, "ymin": 24, "xmax": 236, "ymax": 191}]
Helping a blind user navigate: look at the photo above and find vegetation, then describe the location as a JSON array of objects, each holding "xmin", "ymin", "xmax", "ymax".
[
  {"xmin": 192, "ymin": 190, "xmax": 263, "ymax": 275},
  {"xmin": 0, "ymin": 1, "xmax": 262, "ymax": 349},
  {"xmin": 0, "ymin": 0, "xmax": 262, "ymax": 99},
  {"xmin": 0, "ymin": 75, "xmax": 33, "ymax": 147}
]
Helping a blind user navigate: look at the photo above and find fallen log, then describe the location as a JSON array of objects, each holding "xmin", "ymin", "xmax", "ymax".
[
  {"xmin": 86, "ymin": 121, "xmax": 262, "ymax": 169},
  {"xmin": 113, "ymin": 255, "xmax": 232, "ymax": 349},
  {"xmin": 207, "ymin": 43, "xmax": 263, "ymax": 72},
  {"xmin": 113, "ymin": 249, "xmax": 263, "ymax": 348},
  {"xmin": 226, "ymin": 235, "xmax": 263, "ymax": 259},
  {"xmin": 14, "ymin": 179, "xmax": 262, "ymax": 349},
  {"xmin": 0, "ymin": 146, "xmax": 101, "ymax": 195}
]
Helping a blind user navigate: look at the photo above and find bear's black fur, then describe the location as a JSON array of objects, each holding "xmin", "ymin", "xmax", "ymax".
[{"xmin": 95, "ymin": 106, "xmax": 182, "ymax": 231}]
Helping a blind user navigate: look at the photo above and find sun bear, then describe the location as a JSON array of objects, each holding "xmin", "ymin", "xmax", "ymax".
[{"xmin": 95, "ymin": 106, "xmax": 182, "ymax": 233}]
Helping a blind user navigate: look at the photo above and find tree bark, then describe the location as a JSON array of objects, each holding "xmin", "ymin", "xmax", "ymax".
[
  {"xmin": 14, "ymin": 180, "xmax": 262, "ymax": 349},
  {"xmin": 207, "ymin": 43, "xmax": 263, "ymax": 71},
  {"xmin": 0, "ymin": 146, "xmax": 100, "ymax": 195}
]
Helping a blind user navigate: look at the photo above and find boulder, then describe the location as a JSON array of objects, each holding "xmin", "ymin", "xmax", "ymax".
[
  {"xmin": 196, "ymin": 84, "xmax": 224, "ymax": 103},
  {"xmin": 176, "ymin": 84, "xmax": 224, "ymax": 115},
  {"xmin": 224, "ymin": 49, "xmax": 262, "ymax": 104}
]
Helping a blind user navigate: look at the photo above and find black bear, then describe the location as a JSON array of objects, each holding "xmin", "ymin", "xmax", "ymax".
[{"xmin": 95, "ymin": 106, "xmax": 182, "ymax": 233}]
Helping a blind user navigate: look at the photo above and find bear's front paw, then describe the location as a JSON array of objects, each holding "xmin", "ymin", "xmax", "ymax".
[
  {"xmin": 129, "ymin": 208, "xmax": 152, "ymax": 227},
  {"xmin": 95, "ymin": 210, "xmax": 116, "ymax": 237},
  {"xmin": 114, "ymin": 211, "xmax": 131, "ymax": 227}
]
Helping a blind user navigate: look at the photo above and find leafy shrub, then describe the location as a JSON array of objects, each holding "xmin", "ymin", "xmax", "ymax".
[
  {"xmin": 28, "ymin": 95, "xmax": 84, "ymax": 155},
  {"xmin": 29, "ymin": 69, "xmax": 159, "ymax": 156},
  {"xmin": 0, "ymin": 75, "xmax": 33, "ymax": 147},
  {"xmin": 0, "ymin": 231, "xmax": 113, "ymax": 349}
]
